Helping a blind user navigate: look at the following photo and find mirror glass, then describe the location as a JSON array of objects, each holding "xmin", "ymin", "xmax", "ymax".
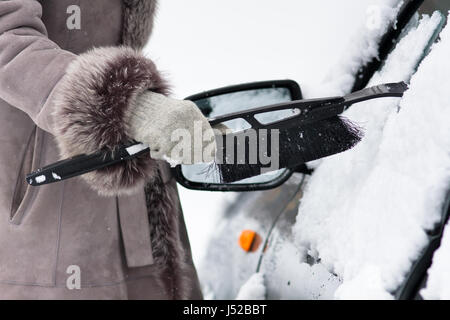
[{"xmin": 181, "ymin": 87, "xmax": 295, "ymax": 185}]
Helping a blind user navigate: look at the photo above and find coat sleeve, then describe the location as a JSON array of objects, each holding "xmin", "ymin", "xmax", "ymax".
[{"xmin": 0, "ymin": 0, "xmax": 170, "ymax": 196}]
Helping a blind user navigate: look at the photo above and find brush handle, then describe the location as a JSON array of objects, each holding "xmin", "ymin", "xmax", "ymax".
[
  {"xmin": 208, "ymin": 96, "xmax": 343, "ymax": 127},
  {"xmin": 343, "ymin": 82, "xmax": 408, "ymax": 105},
  {"xmin": 26, "ymin": 143, "xmax": 149, "ymax": 186},
  {"xmin": 306, "ymin": 82, "xmax": 408, "ymax": 125},
  {"xmin": 26, "ymin": 82, "xmax": 408, "ymax": 186},
  {"xmin": 209, "ymin": 82, "xmax": 408, "ymax": 128}
]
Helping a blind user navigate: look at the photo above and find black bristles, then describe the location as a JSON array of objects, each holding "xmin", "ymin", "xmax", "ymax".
[{"xmin": 215, "ymin": 116, "xmax": 363, "ymax": 183}]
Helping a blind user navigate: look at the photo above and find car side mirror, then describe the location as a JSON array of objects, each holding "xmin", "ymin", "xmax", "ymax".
[{"xmin": 172, "ymin": 79, "xmax": 302, "ymax": 192}]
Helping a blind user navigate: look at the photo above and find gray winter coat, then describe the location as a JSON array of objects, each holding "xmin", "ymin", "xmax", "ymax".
[{"xmin": 0, "ymin": 0, "xmax": 202, "ymax": 299}]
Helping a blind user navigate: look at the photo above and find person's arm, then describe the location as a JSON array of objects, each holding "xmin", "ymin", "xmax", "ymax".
[
  {"xmin": 0, "ymin": 0, "xmax": 170, "ymax": 195},
  {"xmin": 0, "ymin": 0, "xmax": 75, "ymax": 132}
]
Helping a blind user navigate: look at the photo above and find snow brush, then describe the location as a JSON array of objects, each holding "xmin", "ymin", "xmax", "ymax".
[
  {"xmin": 26, "ymin": 82, "xmax": 407, "ymax": 186},
  {"xmin": 210, "ymin": 81, "xmax": 408, "ymax": 182}
]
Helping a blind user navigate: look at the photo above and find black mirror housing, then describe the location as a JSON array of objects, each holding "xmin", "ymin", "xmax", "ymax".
[{"xmin": 172, "ymin": 79, "xmax": 302, "ymax": 192}]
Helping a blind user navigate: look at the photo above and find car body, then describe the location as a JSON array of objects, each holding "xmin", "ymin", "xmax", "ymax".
[{"xmin": 194, "ymin": 0, "xmax": 450, "ymax": 300}]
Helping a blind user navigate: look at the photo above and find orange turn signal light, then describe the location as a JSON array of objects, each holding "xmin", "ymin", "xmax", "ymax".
[{"xmin": 239, "ymin": 230, "xmax": 262, "ymax": 252}]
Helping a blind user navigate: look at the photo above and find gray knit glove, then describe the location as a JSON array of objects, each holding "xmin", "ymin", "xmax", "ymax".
[{"xmin": 127, "ymin": 91, "xmax": 217, "ymax": 165}]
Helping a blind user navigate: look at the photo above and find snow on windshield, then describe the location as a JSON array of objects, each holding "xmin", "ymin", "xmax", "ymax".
[
  {"xmin": 293, "ymin": 12, "xmax": 449, "ymax": 299},
  {"xmin": 415, "ymin": 22, "xmax": 450, "ymax": 300}
]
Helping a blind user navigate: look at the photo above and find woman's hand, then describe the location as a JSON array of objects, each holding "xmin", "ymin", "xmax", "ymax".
[{"xmin": 127, "ymin": 91, "xmax": 217, "ymax": 165}]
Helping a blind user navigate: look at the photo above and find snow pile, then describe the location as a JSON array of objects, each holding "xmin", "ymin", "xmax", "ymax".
[
  {"xmin": 235, "ymin": 273, "xmax": 266, "ymax": 300},
  {"xmin": 261, "ymin": 236, "xmax": 341, "ymax": 299},
  {"xmin": 335, "ymin": 266, "xmax": 393, "ymax": 300},
  {"xmin": 306, "ymin": 0, "xmax": 402, "ymax": 97},
  {"xmin": 294, "ymin": 12, "xmax": 449, "ymax": 299},
  {"xmin": 421, "ymin": 215, "xmax": 450, "ymax": 299}
]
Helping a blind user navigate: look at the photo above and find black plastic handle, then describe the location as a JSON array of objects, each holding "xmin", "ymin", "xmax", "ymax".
[
  {"xmin": 209, "ymin": 82, "xmax": 407, "ymax": 128},
  {"xmin": 26, "ymin": 82, "xmax": 408, "ymax": 187},
  {"xmin": 26, "ymin": 143, "xmax": 149, "ymax": 186}
]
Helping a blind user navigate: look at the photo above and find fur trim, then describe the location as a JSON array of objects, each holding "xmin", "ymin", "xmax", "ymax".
[
  {"xmin": 52, "ymin": 46, "xmax": 170, "ymax": 196},
  {"xmin": 122, "ymin": 0, "xmax": 158, "ymax": 50},
  {"xmin": 145, "ymin": 173, "xmax": 194, "ymax": 300}
]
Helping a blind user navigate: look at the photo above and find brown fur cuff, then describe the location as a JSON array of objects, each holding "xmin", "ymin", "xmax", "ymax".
[{"xmin": 52, "ymin": 46, "xmax": 170, "ymax": 196}]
